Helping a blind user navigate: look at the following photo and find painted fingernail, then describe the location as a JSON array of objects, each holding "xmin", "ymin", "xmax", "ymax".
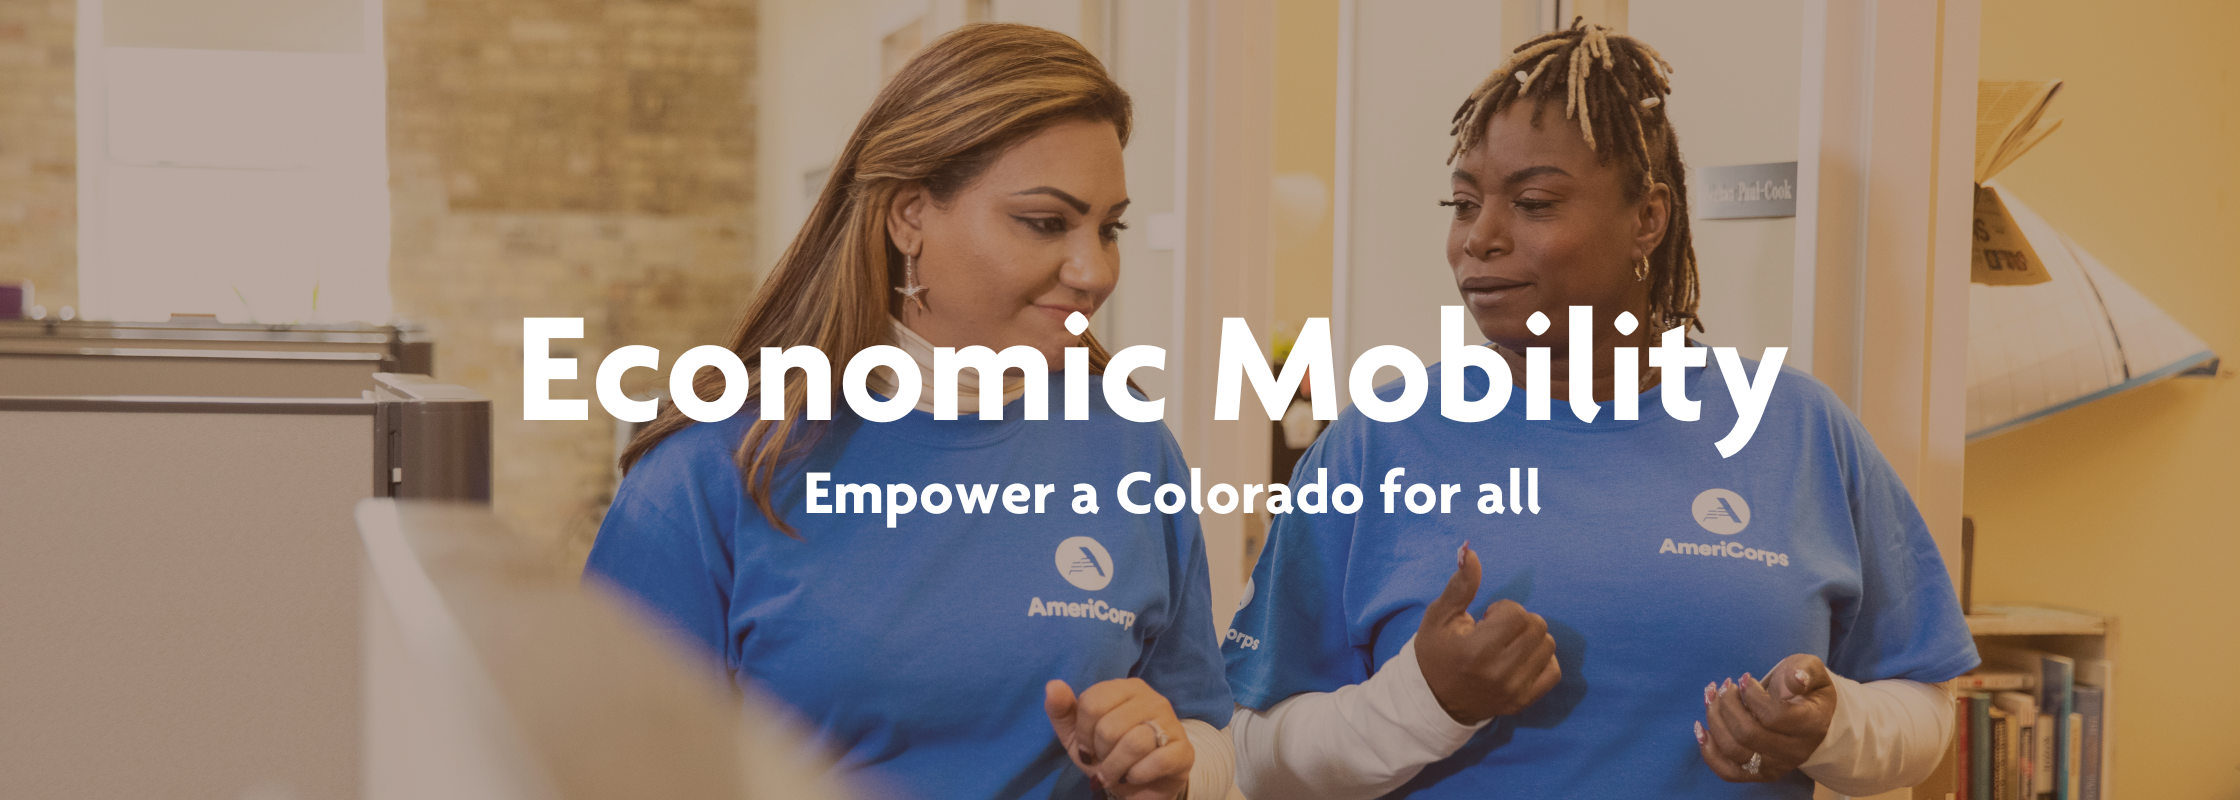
[
  {"xmin": 1694, "ymin": 720, "xmax": 1706, "ymax": 744},
  {"xmin": 1742, "ymin": 672, "xmax": 1756, "ymax": 689},
  {"xmin": 1704, "ymin": 683, "xmax": 1717, "ymax": 705},
  {"xmin": 1794, "ymin": 668, "xmax": 1809, "ymax": 686},
  {"xmin": 1457, "ymin": 542, "xmax": 1467, "ymax": 567},
  {"xmin": 1720, "ymin": 679, "xmax": 1733, "ymax": 695}
]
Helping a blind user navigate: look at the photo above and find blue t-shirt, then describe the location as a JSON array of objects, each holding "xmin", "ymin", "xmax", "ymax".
[
  {"xmin": 1224, "ymin": 355, "xmax": 1978, "ymax": 799},
  {"xmin": 588, "ymin": 376, "xmax": 1232, "ymax": 800}
]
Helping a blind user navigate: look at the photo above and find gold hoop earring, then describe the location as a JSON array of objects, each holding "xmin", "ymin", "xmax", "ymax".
[
  {"xmin": 895, "ymin": 253, "xmax": 927, "ymax": 311},
  {"xmin": 1634, "ymin": 257, "xmax": 1651, "ymax": 282}
]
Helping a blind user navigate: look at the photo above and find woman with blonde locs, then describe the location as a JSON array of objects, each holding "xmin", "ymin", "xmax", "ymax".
[
  {"xmin": 1220, "ymin": 20, "xmax": 1978, "ymax": 799},
  {"xmin": 588, "ymin": 24, "xmax": 1233, "ymax": 800}
]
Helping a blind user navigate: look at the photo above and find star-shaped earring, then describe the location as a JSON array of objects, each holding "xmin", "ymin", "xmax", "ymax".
[{"xmin": 895, "ymin": 253, "xmax": 928, "ymax": 312}]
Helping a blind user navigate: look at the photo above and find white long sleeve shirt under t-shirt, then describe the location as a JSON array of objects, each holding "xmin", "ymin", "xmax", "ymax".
[{"xmin": 1228, "ymin": 635, "xmax": 1952, "ymax": 799}]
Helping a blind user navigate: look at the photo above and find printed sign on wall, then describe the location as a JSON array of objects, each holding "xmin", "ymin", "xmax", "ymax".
[{"xmin": 1695, "ymin": 162, "xmax": 1798, "ymax": 220}]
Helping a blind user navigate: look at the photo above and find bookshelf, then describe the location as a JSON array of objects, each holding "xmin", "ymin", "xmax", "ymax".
[
  {"xmin": 1966, "ymin": 605, "xmax": 2107, "ymax": 638},
  {"xmin": 1906, "ymin": 604, "xmax": 2117, "ymax": 800}
]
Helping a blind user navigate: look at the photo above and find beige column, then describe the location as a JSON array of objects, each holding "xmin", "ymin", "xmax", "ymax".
[
  {"xmin": 1797, "ymin": 0, "xmax": 1980, "ymax": 587},
  {"xmin": 1172, "ymin": 0, "xmax": 1276, "ymax": 628}
]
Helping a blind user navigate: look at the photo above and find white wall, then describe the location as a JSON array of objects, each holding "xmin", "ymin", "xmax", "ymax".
[
  {"xmin": 76, "ymin": 0, "xmax": 392, "ymax": 325},
  {"xmin": 753, "ymin": 0, "xmax": 891, "ymax": 274},
  {"xmin": 1100, "ymin": 0, "xmax": 1182, "ymax": 398},
  {"xmin": 1338, "ymin": 0, "xmax": 1807, "ymax": 365},
  {"xmin": 1339, "ymin": 1, "xmax": 1506, "ymax": 367},
  {"xmin": 1629, "ymin": 0, "xmax": 1802, "ymax": 357}
]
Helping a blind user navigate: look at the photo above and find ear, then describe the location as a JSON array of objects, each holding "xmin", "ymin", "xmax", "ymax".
[
  {"xmin": 1633, "ymin": 181, "xmax": 1672, "ymax": 259},
  {"xmin": 887, "ymin": 182, "xmax": 932, "ymax": 259}
]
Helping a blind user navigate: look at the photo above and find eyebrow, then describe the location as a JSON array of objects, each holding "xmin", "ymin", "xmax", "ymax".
[
  {"xmin": 1503, "ymin": 165, "xmax": 1571, "ymax": 185},
  {"xmin": 1015, "ymin": 186, "xmax": 1091, "ymax": 214},
  {"xmin": 1451, "ymin": 165, "xmax": 1573, "ymax": 188}
]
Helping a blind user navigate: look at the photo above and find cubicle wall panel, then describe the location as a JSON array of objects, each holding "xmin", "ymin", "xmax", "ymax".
[
  {"xmin": 0, "ymin": 409, "xmax": 370, "ymax": 800},
  {"xmin": 0, "ymin": 352, "xmax": 384, "ymax": 398}
]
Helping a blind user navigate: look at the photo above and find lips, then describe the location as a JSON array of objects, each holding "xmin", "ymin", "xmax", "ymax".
[
  {"xmin": 1034, "ymin": 304, "xmax": 1092, "ymax": 329},
  {"xmin": 1458, "ymin": 276, "xmax": 1532, "ymax": 307}
]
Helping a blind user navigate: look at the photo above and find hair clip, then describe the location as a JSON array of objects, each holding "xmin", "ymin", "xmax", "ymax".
[{"xmin": 1639, "ymin": 96, "xmax": 1661, "ymax": 109}]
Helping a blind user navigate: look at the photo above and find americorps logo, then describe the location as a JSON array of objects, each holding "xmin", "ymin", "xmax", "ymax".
[
  {"xmin": 1056, "ymin": 536, "xmax": 1114, "ymax": 591},
  {"xmin": 1032, "ymin": 536, "xmax": 1135, "ymax": 630},
  {"xmin": 1691, "ymin": 488, "xmax": 1750, "ymax": 535},
  {"xmin": 1662, "ymin": 488, "xmax": 1789, "ymax": 567}
]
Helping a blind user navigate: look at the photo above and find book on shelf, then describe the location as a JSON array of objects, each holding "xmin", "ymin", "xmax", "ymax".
[
  {"xmin": 2075, "ymin": 684, "xmax": 2106, "ymax": 800},
  {"xmin": 1955, "ymin": 669, "xmax": 2040, "ymax": 692},
  {"xmin": 1991, "ymin": 692, "xmax": 2039, "ymax": 799},
  {"xmin": 1969, "ymin": 692, "xmax": 1993, "ymax": 800},
  {"xmin": 1972, "ymin": 645, "xmax": 2095, "ymax": 800},
  {"xmin": 2040, "ymin": 654, "xmax": 2075, "ymax": 799},
  {"xmin": 1956, "ymin": 690, "xmax": 1974, "ymax": 800},
  {"xmin": 1989, "ymin": 706, "xmax": 2014, "ymax": 800},
  {"xmin": 2065, "ymin": 713, "xmax": 2082, "ymax": 800}
]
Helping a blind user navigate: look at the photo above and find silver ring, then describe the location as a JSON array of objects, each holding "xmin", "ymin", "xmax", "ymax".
[
  {"xmin": 1143, "ymin": 720, "xmax": 1170, "ymax": 749},
  {"xmin": 1743, "ymin": 752, "xmax": 1763, "ymax": 775}
]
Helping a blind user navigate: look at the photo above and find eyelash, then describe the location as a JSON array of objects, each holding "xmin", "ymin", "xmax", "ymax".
[
  {"xmin": 1437, "ymin": 198, "xmax": 1555, "ymax": 216},
  {"xmin": 1019, "ymin": 216, "xmax": 1128, "ymax": 242}
]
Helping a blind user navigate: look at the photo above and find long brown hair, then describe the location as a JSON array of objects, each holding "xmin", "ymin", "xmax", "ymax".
[
  {"xmin": 619, "ymin": 23, "xmax": 1135, "ymax": 534},
  {"xmin": 1449, "ymin": 19, "xmax": 1702, "ymax": 334}
]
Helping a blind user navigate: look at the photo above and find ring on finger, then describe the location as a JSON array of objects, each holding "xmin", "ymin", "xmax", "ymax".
[
  {"xmin": 1142, "ymin": 720, "xmax": 1170, "ymax": 749},
  {"xmin": 1742, "ymin": 752, "xmax": 1763, "ymax": 775}
]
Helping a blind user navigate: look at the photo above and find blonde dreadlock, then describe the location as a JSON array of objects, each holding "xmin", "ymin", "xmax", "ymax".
[{"xmin": 1449, "ymin": 18, "xmax": 1702, "ymax": 334}]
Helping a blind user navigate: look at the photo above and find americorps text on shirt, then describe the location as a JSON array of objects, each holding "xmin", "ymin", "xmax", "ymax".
[{"xmin": 521, "ymin": 305, "xmax": 1788, "ymax": 458}]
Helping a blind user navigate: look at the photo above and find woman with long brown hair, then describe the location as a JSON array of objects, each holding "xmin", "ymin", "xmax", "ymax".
[{"xmin": 587, "ymin": 24, "xmax": 1232, "ymax": 800}]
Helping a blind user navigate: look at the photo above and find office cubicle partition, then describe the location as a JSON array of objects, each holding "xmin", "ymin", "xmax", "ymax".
[
  {"xmin": 0, "ymin": 319, "xmax": 431, "ymax": 399},
  {"xmin": 0, "ymin": 369, "xmax": 486, "ymax": 799},
  {"xmin": 0, "ymin": 396, "xmax": 374, "ymax": 799},
  {"xmin": 374, "ymin": 373, "xmax": 492, "ymax": 502},
  {"xmin": 357, "ymin": 500, "xmax": 855, "ymax": 800}
]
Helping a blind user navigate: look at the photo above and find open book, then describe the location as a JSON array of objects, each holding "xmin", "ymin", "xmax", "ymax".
[
  {"xmin": 1972, "ymin": 80, "xmax": 2063, "ymax": 286},
  {"xmin": 1976, "ymin": 80, "xmax": 2063, "ymax": 184}
]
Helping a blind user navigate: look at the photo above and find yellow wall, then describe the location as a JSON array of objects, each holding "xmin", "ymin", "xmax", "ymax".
[
  {"xmin": 1269, "ymin": 0, "xmax": 1336, "ymax": 346},
  {"xmin": 1968, "ymin": 1, "xmax": 2240, "ymax": 795}
]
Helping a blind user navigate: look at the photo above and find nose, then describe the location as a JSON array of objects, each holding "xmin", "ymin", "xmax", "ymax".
[
  {"xmin": 1461, "ymin": 206, "xmax": 1509, "ymax": 262},
  {"xmin": 1058, "ymin": 229, "xmax": 1119, "ymax": 300}
]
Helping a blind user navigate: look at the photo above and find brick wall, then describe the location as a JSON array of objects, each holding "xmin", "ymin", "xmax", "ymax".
[
  {"xmin": 386, "ymin": 0, "xmax": 759, "ymax": 569},
  {"xmin": 0, "ymin": 1, "xmax": 75, "ymax": 314},
  {"xmin": 0, "ymin": 0, "xmax": 756, "ymax": 563}
]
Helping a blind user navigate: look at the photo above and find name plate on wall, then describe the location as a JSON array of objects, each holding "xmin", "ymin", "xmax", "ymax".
[{"xmin": 1696, "ymin": 162, "xmax": 1798, "ymax": 219}]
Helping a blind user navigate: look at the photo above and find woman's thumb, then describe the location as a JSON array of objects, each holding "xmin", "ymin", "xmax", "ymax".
[
  {"xmin": 1425, "ymin": 542, "xmax": 1482, "ymax": 625},
  {"xmin": 1044, "ymin": 680, "xmax": 1077, "ymax": 726},
  {"xmin": 1783, "ymin": 657, "xmax": 1830, "ymax": 701}
]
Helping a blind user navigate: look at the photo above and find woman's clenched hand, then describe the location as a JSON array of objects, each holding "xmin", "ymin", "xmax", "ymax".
[{"xmin": 1046, "ymin": 677, "xmax": 1194, "ymax": 799}]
